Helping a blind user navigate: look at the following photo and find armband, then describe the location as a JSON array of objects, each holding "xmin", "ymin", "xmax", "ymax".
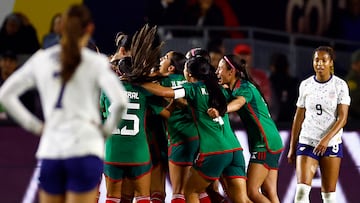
[{"xmin": 173, "ymin": 87, "xmax": 185, "ymax": 99}]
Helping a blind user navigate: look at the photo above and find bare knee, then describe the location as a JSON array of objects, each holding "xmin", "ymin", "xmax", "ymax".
[
  {"xmin": 247, "ymin": 187, "xmax": 260, "ymax": 199},
  {"xmin": 261, "ymin": 186, "xmax": 278, "ymax": 200}
]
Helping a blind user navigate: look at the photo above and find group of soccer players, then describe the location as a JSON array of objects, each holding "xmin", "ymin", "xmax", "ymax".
[{"xmin": 0, "ymin": 4, "xmax": 350, "ymax": 203}]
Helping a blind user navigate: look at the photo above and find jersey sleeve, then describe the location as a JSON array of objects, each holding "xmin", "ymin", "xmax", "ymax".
[
  {"xmin": 220, "ymin": 86, "xmax": 233, "ymax": 102},
  {"xmin": 296, "ymin": 80, "xmax": 306, "ymax": 108},
  {"xmin": 180, "ymin": 82, "xmax": 196, "ymax": 101},
  {"xmin": 0, "ymin": 50, "xmax": 43, "ymax": 135},
  {"xmin": 99, "ymin": 90, "xmax": 110, "ymax": 122},
  {"xmin": 232, "ymin": 83, "xmax": 253, "ymax": 102},
  {"xmin": 337, "ymin": 79, "xmax": 351, "ymax": 105}
]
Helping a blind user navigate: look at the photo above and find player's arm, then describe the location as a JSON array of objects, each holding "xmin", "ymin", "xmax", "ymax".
[
  {"xmin": 141, "ymin": 82, "xmax": 177, "ymax": 98},
  {"xmin": 226, "ymin": 96, "xmax": 246, "ymax": 113},
  {"xmin": 158, "ymin": 99, "xmax": 178, "ymax": 119},
  {"xmin": 0, "ymin": 52, "xmax": 43, "ymax": 135},
  {"xmin": 313, "ymin": 103, "xmax": 349, "ymax": 156},
  {"xmin": 287, "ymin": 107, "xmax": 305, "ymax": 164}
]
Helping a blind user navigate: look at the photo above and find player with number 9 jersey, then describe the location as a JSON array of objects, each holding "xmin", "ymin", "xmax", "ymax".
[{"xmin": 296, "ymin": 75, "xmax": 351, "ymax": 147}]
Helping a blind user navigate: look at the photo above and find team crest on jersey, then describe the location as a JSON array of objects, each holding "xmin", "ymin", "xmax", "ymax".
[{"xmin": 329, "ymin": 91, "xmax": 336, "ymax": 99}]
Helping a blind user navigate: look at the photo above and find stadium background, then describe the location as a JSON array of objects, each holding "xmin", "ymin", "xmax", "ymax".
[{"xmin": 1, "ymin": 0, "xmax": 359, "ymax": 202}]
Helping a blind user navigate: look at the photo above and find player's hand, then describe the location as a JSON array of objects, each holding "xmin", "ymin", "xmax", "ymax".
[
  {"xmin": 207, "ymin": 108, "xmax": 219, "ymax": 119},
  {"xmin": 287, "ymin": 149, "xmax": 296, "ymax": 164},
  {"xmin": 313, "ymin": 138, "xmax": 329, "ymax": 156}
]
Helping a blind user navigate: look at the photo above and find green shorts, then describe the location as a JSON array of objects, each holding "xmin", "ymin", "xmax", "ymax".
[
  {"xmin": 249, "ymin": 150, "xmax": 281, "ymax": 169},
  {"xmin": 193, "ymin": 150, "xmax": 246, "ymax": 181},
  {"xmin": 104, "ymin": 162, "xmax": 152, "ymax": 181},
  {"xmin": 168, "ymin": 138, "xmax": 199, "ymax": 166}
]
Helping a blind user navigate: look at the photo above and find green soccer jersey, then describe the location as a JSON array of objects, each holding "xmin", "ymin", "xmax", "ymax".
[
  {"xmin": 100, "ymin": 90, "xmax": 110, "ymax": 123},
  {"xmin": 181, "ymin": 81, "xmax": 241, "ymax": 154},
  {"xmin": 146, "ymin": 95, "xmax": 168, "ymax": 157},
  {"xmin": 104, "ymin": 81, "xmax": 152, "ymax": 165},
  {"xmin": 221, "ymin": 87, "xmax": 243, "ymax": 149},
  {"xmin": 232, "ymin": 79, "xmax": 283, "ymax": 153},
  {"xmin": 161, "ymin": 74, "xmax": 199, "ymax": 145}
]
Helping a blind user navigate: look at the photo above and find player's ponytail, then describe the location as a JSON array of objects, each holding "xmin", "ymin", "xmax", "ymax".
[
  {"xmin": 60, "ymin": 4, "xmax": 92, "ymax": 83},
  {"xmin": 186, "ymin": 56, "xmax": 227, "ymax": 116}
]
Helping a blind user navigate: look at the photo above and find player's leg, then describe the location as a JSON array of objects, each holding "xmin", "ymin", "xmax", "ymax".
[
  {"xmin": 205, "ymin": 180, "xmax": 228, "ymax": 203},
  {"xmin": 319, "ymin": 144, "xmax": 343, "ymax": 203},
  {"xmin": 104, "ymin": 164, "xmax": 124, "ymax": 203},
  {"xmin": 39, "ymin": 190, "xmax": 65, "ymax": 203},
  {"xmin": 66, "ymin": 188, "xmax": 99, "ymax": 203},
  {"xmin": 294, "ymin": 155, "xmax": 318, "ymax": 203},
  {"xmin": 294, "ymin": 144, "xmax": 321, "ymax": 203},
  {"xmin": 184, "ymin": 167, "xmax": 212, "ymax": 203},
  {"xmin": 260, "ymin": 169, "xmax": 280, "ymax": 203},
  {"xmin": 121, "ymin": 178, "xmax": 134, "ymax": 203},
  {"xmin": 168, "ymin": 139, "xmax": 199, "ymax": 202},
  {"xmin": 131, "ymin": 163, "xmax": 152, "ymax": 203},
  {"xmin": 222, "ymin": 150, "xmax": 251, "ymax": 203},
  {"xmin": 259, "ymin": 152, "xmax": 281, "ymax": 203},
  {"xmin": 247, "ymin": 162, "xmax": 273, "ymax": 203},
  {"xmin": 224, "ymin": 177, "xmax": 251, "ymax": 203},
  {"xmin": 150, "ymin": 164, "xmax": 167, "ymax": 203},
  {"xmin": 169, "ymin": 162, "xmax": 191, "ymax": 202}
]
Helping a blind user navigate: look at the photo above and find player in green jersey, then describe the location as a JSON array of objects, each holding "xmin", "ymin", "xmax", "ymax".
[
  {"xmin": 211, "ymin": 54, "xmax": 284, "ymax": 203},
  {"xmin": 159, "ymin": 51, "xmax": 200, "ymax": 203},
  {"xmin": 141, "ymin": 56, "xmax": 251, "ymax": 203},
  {"xmin": 102, "ymin": 25, "xmax": 169, "ymax": 203},
  {"xmin": 100, "ymin": 32, "xmax": 135, "ymax": 203},
  {"xmin": 186, "ymin": 47, "xmax": 230, "ymax": 203}
]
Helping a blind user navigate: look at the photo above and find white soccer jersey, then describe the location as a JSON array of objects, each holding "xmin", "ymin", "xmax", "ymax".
[
  {"xmin": 0, "ymin": 45, "xmax": 128, "ymax": 159},
  {"xmin": 296, "ymin": 75, "xmax": 351, "ymax": 147}
]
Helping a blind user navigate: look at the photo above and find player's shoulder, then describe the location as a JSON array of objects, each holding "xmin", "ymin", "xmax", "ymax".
[
  {"xmin": 82, "ymin": 48, "xmax": 108, "ymax": 64},
  {"xmin": 301, "ymin": 75, "xmax": 314, "ymax": 83},
  {"xmin": 299, "ymin": 75, "xmax": 315, "ymax": 87},
  {"xmin": 80, "ymin": 48, "xmax": 110, "ymax": 74},
  {"xmin": 332, "ymin": 75, "xmax": 348, "ymax": 86}
]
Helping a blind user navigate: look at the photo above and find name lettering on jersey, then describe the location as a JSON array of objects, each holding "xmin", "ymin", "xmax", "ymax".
[
  {"xmin": 171, "ymin": 80, "xmax": 186, "ymax": 87},
  {"xmin": 201, "ymin": 87, "xmax": 208, "ymax": 95},
  {"xmin": 127, "ymin": 92, "xmax": 139, "ymax": 99}
]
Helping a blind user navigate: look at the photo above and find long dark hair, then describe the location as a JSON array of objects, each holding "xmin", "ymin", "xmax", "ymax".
[
  {"xmin": 187, "ymin": 56, "xmax": 227, "ymax": 116},
  {"xmin": 170, "ymin": 51, "xmax": 186, "ymax": 74},
  {"xmin": 223, "ymin": 54, "xmax": 268, "ymax": 103},
  {"xmin": 60, "ymin": 4, "xmax": 92, "ymax": 83},
  {"xmin": 127, "ymin": 24, "xmax": 163, "ymax": 83},
  {"xmin": 115, "ymin": 32, "xmax": 131, "ymax": 52},
  {"xmin": 118, "ymin": 56, "xmax": 133, "ymax": 78},
  {"xmin": 185, "ymin": 47, "xmax": 211, "ymax": 63}
]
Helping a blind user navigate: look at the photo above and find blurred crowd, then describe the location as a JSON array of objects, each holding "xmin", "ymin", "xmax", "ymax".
[{"xmin": 1, "ymin": 1, "xmax": 360, "ymax": 127}]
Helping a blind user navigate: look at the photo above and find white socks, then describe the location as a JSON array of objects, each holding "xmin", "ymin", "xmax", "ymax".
[
  {"xmin": 105, "ymin": 197, "xmax": 121, "ymax": 203},
  {"xmin": 294, "ymin": 183, "xmax": 311, "ymax": 203},
  {"xmin": 321, "ymin": 192, "xmax": 336, "ymax": 203},
  {"xmin": 294, "ymin": 184, "xmax": 336, "ymax": 203}
]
